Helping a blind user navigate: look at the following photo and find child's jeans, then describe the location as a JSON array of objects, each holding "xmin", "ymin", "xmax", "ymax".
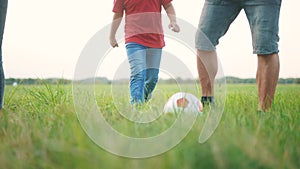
[{"xmin": 125, "ymin": 43, "xmax": 162, "ymax": 105}]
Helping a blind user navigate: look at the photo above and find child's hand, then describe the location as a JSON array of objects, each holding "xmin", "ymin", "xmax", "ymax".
[
  {"xmin": 110, "ymin": 37, "xmax": 119, "ymax": 48},
  {"xmin": 169, "ymin": 22, "xmax": 180, "ymax": 33}
]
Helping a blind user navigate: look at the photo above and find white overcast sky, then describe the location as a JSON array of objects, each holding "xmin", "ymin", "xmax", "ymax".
[{"xmin": 3, "ymin": 0, "xmax": 300, "ymax": 79}]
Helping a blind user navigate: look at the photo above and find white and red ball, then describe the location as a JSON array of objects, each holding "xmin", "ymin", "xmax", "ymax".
[{"xmin": 163, "ymin": 92, "xmax": 203, "ymax": 114}]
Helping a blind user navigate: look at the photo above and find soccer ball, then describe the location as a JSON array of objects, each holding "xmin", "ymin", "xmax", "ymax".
[{"xmin": 163, "ymin": 92, "xmax": 203, "ymax": 114}]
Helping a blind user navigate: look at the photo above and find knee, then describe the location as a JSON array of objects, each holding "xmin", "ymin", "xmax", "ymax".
[{"xmin": 131, "ymin": 70, "xmax": 146, "ymax": 81}]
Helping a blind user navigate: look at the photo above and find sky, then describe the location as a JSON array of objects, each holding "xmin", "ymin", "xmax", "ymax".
[{"xmin": 3, "ymin": 0, "xmax": 300, "ymax": 79}]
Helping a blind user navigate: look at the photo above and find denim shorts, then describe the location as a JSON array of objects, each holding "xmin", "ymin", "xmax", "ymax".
[{"xmin": 195, "ymin": 0, "xmax": 282, "ymax": 54}]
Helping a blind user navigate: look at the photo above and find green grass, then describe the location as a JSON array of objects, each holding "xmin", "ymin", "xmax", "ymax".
[{"xmin": 0, "ymin": 83, "xmax": 299, "ymax": 169}]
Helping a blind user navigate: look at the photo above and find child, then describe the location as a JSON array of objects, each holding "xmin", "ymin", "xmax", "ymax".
[{"xmin": 109, "ymin": 0, "xmax": 180, "ymax": 104}]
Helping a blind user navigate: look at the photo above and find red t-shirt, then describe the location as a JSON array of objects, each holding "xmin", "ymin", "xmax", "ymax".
[{"xmin": 113, "ymin": 0, "xmax": 172, "ymax": 48}]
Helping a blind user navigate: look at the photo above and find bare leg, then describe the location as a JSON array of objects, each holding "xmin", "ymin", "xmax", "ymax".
[
  {"xmin": 256, "ymin": 53, "xmax": 280, "ymax": 111},
  {"xmin": 197, "ymin": 50, "xmax": 218, "ymax": 97}
]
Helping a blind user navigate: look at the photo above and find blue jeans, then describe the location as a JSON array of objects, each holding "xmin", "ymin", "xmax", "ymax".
[
  {"xmin": 126, "ymin": 43, "xmax": 162, "ymax": 104},
  {"xmin": 196, "ymin": 0, "xmax": 281, "ymax": 54},
  {"xmin": 0, "ymin": 0, "xmax": 7, "ymax": 109}
]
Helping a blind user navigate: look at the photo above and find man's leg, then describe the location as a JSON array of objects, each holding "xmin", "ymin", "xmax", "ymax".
[
  {"xmin": 256, "ymin": 53, "xmax": 280, "ymax": 111},
  {"xmin": 244, "ymin": 3, "xmax": 281, "ymax": 111},
  {"xmin": 196, "ymin": 1, "xmax": 241, "ymax": 104},
  {"xmin": 197, "ymin": 50, "xmax": 217, "ymax": 103}
]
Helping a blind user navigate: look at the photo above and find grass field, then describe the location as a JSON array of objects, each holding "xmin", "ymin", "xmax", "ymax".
[{"xmin": 0, "ymin": 83, "xmax": 299, "ymax": 169}]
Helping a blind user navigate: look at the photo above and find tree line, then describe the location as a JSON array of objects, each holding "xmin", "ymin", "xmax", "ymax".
[{"xmin": 5, "ymin": 76, "xmax": 300, "ymax": 85}]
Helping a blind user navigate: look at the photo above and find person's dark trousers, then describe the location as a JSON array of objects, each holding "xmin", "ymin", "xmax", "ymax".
[{"xmin": 0, "ymin": 0, "xmax": 8, "ymax": 109}]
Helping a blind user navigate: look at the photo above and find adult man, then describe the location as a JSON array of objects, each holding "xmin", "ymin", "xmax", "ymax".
[
  {"xmin": 0, "ymin": 0, "xmax": 7, "ymax": 114},
  {"xmin": 196, "ymin": 0, "xmax": 281, "ymax": 112}
]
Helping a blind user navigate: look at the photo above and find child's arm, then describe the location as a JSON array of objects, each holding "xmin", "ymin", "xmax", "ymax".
[
  {"xmin": 109, "ymin": 12, "xmax": 124, "ymax": 48},
  {"xmin": 163, "ymin": 3, "xmax": 180, "ymax": 33}
]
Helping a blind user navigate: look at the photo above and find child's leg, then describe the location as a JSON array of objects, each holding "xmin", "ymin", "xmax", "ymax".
[
  {"xmin": 144, "ymin": 48, "xmax": 162, "ymax": 102},
  {"xmin": 126, "ymin": 43, "xmax": 147, "ymax": 104}
]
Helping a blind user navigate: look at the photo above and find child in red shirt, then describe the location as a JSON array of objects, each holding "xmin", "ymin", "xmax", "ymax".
[{"xmin": 110, "ymin": 0, "xmax": 180, "ymax": 104}]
